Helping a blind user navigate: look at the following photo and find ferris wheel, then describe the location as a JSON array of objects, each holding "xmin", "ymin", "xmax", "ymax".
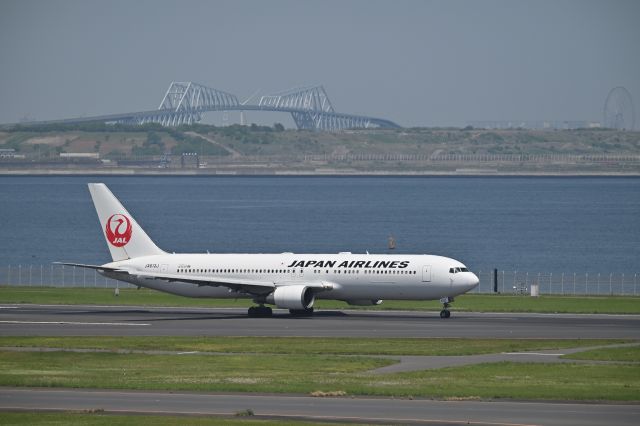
[{"xmin": 603, "ymin": 87, "xmax": 635, "ymax": 130}]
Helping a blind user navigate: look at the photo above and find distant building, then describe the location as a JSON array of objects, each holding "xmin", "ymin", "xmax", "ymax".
[
  {"xmin": 60, "ymin": 152, "xmax": 100, "ymax": 159},
  {"xmin": 467, "ymin": 120, "xmax": 601, "ymax": 130},
  {"xmin": 0, "ymin": 148, "xmax": 16, "ymax": 158}
]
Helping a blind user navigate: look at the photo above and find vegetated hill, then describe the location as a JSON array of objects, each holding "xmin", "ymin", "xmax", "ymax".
[{"xmin": 0, "ymin": 122, "xmax": 639, "ymax": 159}]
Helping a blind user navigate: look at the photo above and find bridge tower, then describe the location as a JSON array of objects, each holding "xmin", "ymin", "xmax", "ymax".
[{"xmin": 150, "ymin": 82, "xmax": 240, "ymax": 126}]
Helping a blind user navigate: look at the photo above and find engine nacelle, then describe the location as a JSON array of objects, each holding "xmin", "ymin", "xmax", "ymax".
[
  {"xmin": 345, "ymin": 299, "xmax": 383, "ymax": 306},
  {"xmin": 268, "ymin": 285, "xmax": 315, "ymax": 310}
]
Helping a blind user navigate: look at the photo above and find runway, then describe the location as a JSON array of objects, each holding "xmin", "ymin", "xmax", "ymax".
[
  {"xmin": 1, "ymin": 304, "xmax": 639, "ymax": 425},
  {"xmin": 1, "ymin": 387, "xmax": 639, "ymax": 426},
  {"xmin": 1, "ymin": 304, "xmax": 639, "ymax": 338}
]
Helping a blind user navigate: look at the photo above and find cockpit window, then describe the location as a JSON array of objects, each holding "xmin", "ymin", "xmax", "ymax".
[{"xmin": 450, "ymin": 267, "xmax": 470, "ymax": 273}]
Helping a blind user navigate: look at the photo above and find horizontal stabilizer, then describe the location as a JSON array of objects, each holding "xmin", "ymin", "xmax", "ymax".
[{"xmin": 52, "ymin": 262, "xmax": 131, "ymax": 273}]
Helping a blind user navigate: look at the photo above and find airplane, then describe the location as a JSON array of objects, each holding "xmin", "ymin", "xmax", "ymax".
[{"xmin": 57, "ymin": 183, "xmax": 479, "ymax": 318}]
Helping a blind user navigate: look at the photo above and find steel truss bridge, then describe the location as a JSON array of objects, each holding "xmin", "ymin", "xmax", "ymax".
[{"xmin": 17, "ymin": 82, "xmax": 401, "ymax": 131}]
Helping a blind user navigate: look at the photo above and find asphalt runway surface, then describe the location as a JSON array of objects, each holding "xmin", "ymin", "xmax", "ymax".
[
  {"xmin": 2, "ymin": 303, "xmax": 639, "ymax": 425},
  {"xmin": 1, "ymin": 303, "xmax": 639, "ymax": 338},
  {"xmin": 2, "ymin": 388, "xmax": 639, "ymax": 426}
]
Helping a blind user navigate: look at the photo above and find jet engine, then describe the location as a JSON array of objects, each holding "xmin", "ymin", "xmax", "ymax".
[{"xmin": 267, "ymin": 285, "xmax": 315, "ymax": 310}]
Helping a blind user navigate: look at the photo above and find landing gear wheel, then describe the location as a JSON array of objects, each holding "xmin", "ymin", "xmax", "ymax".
[
  {"xmin": 289, "ymin": 307, "xmax": 314, "ymax": 317},
  {"xmin": 439, "ymin": 297, "xmax": 454, "ymax": 319},
  {"xmin": 248, "ymin": 305, "xmax": 273, "ymax": 318}
]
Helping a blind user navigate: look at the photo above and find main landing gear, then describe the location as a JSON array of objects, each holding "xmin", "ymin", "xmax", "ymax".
[
  {"xmin": 248, "ymin": 305, "xmax": 272, "ymax": 318},
  {"xmin": 439, "ymin": 297, "xmax": 454, "ymax": 319}
]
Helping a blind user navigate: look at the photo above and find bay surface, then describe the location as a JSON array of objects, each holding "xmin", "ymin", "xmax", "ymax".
[{"xmin": 0, "ymin": 176, "xmax": 638, "ymax": 276}]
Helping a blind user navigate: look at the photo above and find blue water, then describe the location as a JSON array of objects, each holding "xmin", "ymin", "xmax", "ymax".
[{"xmin": 0, "ymin": 176, "xmax": 638, "ymax": 275}]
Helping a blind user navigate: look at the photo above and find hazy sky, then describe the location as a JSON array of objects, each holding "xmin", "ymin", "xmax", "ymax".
[{"xmin": 1, "ymin": 0, "xmax": 638, "ymax": 127}]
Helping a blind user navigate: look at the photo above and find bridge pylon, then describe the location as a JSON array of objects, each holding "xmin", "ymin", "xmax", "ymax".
[
  {"xmin": 146, "ymin": 82, "xmax": 240, "ymax": 126},
  {"xmin": 28, "ymin": 81, "xmax": 400, "ymax": 131}
]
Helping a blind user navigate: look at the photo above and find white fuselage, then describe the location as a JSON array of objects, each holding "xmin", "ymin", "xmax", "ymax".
[{"xmin": 103, "ymin": 252, "xmax": 479, "ymax": 303}]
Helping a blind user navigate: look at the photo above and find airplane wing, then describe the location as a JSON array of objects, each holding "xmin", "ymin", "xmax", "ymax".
[
  {"xmin": 133, "ymin": 270, "xmax": 276, "ymax": 295},
  {"xmin": 54, "ymin": 262, "xmax": 329, "ymax": 296}
]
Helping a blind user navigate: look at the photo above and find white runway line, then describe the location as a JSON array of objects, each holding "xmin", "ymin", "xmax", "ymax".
[{"xmin": 0, "ymin": 320, "xmax": 150, "ymax": 326}]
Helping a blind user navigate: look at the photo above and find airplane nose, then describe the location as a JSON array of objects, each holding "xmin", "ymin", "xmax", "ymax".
[
  {"xmin": 456, "ymin": 272, "xmax": 479, "ymax": 292},
  {"xmin": 469, "ymin": 272, "xmax": 480, "ymax": 289}
]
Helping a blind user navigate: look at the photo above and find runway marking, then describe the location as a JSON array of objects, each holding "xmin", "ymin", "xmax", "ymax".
[
  {"xmin": 177, "ymin": 351, "xmax": 199, "ymax": 355},
  {"xmin": 0, "ymin": 306, "xmax": 19, "ymax": 309},
  {"xmin": 0, "ymin": 320, "xmax": 150, "ymax": 326},
  {"xmin": 504, "ymin": 352, "xmax": 565, "ymax": 356}
]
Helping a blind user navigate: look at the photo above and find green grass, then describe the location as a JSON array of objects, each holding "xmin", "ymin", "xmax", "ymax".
[
  {"xmin": 563, "ymin": 345, "xmax": 640, "ymax": 362},
  {"xmin": 0, "ymin": 412, "xmax": 341, "ymax": 426},
  {"xmin": 1, "ymin": 337, "xmax": 637, "ymax": 401},
  {"xmin": 0, "ymin": 287, "xmax": 225, "ymax": 307},
  {"xmin": 387, "ymin": 362, "xmax": 640, "ymax": 401},
  {"xmin": 0, "ymin": 336, "xmax": 629, "ymax": 356},
  {"xmin": 0, "ymin": 350, "xmax": 638, "ymax": 401},
  {"xmin": 2, "ymin": 287, "xmax": 639, "ymax": 314},
  {"xmin": 0, "ymin": 350, "xmax": 390, "ymax": 393},
  {"xmin": 449, "ymin": 294, "xmax": 640, "ymax": 314}
]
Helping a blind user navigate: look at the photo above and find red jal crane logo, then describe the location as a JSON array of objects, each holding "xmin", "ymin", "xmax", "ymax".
[{"xmin": 105, "ymin": 214, "xmax": 132, "ymax": 247}]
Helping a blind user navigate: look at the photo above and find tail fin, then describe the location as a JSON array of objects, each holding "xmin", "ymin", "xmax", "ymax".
[{"xmin": 88, "ymin": 183, "xmax": 165, "ymax": 261}]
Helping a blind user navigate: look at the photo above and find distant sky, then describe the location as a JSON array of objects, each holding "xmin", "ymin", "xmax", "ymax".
[{"xmin": 0, "ymin": 0, "xmax": 638, "ymax": 127}]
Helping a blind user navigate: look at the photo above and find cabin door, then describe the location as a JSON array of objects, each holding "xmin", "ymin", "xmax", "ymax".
[{"xmin": 421, "ymin": 265, "xmax": 432, "ymax": 282}]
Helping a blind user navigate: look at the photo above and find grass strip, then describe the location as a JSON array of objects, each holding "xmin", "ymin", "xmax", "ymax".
[
  {"xmin": 0, "ymin": 351, "xmax": 638, "ymax": 401},
  {"xmin": 1, "ymin": 287, "xmax": 640, "ymax": 314},
  {"xmin": 0, "ymin": 336, "xmax": 629, "ymax": 356},
  {"xmin": 0, "ymin": 412, "xmax": 340, "ymax": 426},
  {"xmin": 0, "ymin": 351, "xmax": 390, "ymax": 394},
  {"xmin": 562, "ymin": 345, "xmax": 640, "ymax": 362}
]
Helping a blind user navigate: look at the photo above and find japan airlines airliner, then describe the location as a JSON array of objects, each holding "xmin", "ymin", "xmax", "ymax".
[{"xmin": 58, "ymin": 183, "xmax": 479, "ymax": 318}]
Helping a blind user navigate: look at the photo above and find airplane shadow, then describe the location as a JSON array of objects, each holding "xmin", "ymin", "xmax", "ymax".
[{"xmin": 50, "ymin": 307, "xmax": 457, "ymax": 322}]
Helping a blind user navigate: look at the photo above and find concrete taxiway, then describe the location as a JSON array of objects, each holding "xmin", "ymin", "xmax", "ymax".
[
  {"xmin": 1, "ymin": 304, "xmax": 639, "ymax": 339},
  {"xmin": 1, "ymin": 387, "xmax": 639, "ymax": 426}
]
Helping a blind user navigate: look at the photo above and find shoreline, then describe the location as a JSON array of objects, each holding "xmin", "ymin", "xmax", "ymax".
[{"xmin": 1, "ymin": 168, "xmax": 640, "ymax": 177}]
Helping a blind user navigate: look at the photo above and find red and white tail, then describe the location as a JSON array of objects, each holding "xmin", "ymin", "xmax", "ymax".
[{"xmin": 88, "ymin": 183, "xmax": 165, "ymax": 262}]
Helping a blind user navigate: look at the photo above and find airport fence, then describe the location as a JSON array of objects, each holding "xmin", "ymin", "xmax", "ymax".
[
  {"xmin": 1, "ymin": 264, "xmax": 638, "ymax": 296},
  {"xmin": 472, "ymin": 270, "xmax": 639, "ymax": 296},
  {"xmin": 1, "ymin": 264, "xmax": 135, "ymax": 289}
]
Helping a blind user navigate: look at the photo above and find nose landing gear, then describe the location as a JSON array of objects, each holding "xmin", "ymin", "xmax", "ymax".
[{"xmin": 439, "ymin": 297, "xmax": 454, "ymax": 319}]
